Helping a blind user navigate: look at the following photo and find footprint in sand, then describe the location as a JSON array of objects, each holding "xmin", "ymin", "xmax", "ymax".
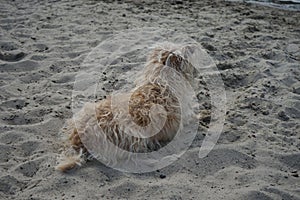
[{"xmin": 0, "ymin": 51, "xmax": 26, "ymax": 62}]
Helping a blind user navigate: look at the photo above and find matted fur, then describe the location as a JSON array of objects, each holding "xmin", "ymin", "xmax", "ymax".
[{"xmin": 56, "ymin": 43, "xmax": 195, "ymax": 172}]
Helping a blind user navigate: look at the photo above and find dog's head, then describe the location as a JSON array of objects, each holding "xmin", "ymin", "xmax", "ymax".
[{"xmin": 148, "ymin": 44, "xmax": 196, "ymax": 79}]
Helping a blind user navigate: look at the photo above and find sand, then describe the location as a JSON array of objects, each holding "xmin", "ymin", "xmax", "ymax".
[{"xmin": 0, "ymin": 0, "xmax": 299, "ymax": 199}]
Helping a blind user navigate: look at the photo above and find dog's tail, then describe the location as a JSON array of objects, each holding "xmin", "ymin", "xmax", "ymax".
[
  {"xmin": 55, "ymin": 148, "xmax": 85, "ymax": 172},
  {"xmin": 55, "ymin": 119, "xmax": 87, "ymax": 172}
]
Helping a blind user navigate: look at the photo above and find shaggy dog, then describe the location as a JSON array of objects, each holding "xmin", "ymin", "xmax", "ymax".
[{"xmin": 55, "ymin": 43, "xmax": 195, "ymax": 172}]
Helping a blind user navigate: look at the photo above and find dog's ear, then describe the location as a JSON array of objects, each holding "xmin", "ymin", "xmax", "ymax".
[
  {"xmin": 165, "ymin": 53, "xmax": 183, "ymax": 71},
  {"xmin": 168, "ymin": 50, "xmax": 194, "ymax": 72},
  {"xmin": 165, "ymin": 50, "xmax": 196, "ymax": 80},
  {"xmin": 148, "ymin": 47, "xmax": 172, "ymax": 64}
]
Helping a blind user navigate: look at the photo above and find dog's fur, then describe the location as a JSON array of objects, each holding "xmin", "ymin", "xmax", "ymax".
[{"xmin": 55, "ymin": 43, "xmax": 195, "ymax": 172}]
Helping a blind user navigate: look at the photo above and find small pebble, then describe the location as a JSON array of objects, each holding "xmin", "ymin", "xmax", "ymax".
[
  {"xmin": 159, "ymin": 174, "xmax": 166, "ymax": 179},
  {"xmin": 278, "ymin": 111, "xmax": 289, "ymax": 121}
]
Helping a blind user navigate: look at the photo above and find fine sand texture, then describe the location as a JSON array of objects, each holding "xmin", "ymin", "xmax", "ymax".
[{"xmin": 0, "ymin": 0, "xmax": 299, "ymax": 199}]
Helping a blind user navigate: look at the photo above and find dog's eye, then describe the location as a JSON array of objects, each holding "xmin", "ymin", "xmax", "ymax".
[{"xmin": 178, "ymin": 57, "xmax": 183, "ymax": 63}]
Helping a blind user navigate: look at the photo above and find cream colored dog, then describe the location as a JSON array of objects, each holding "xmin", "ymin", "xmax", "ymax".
[{"xmin": 56, "ymin": 43, "xmax": 195, "ymax": 172}]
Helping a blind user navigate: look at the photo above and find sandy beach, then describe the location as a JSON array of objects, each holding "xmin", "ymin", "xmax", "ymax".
[{"xmin": 0, "ymin": 0, "xmax": 299, "ymax": 199}]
